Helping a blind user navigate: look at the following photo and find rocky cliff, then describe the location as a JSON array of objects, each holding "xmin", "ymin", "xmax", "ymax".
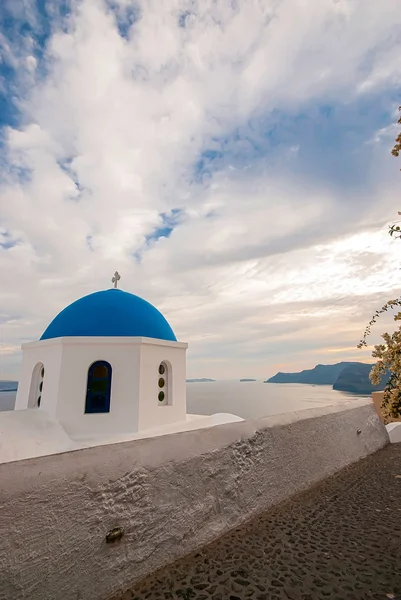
[
  {"xmin": 332, "ymin": 364, "xmax": 390, "ymax": 394},
  {"xmin": 265, "ymin": 362, "xmax": 390, "ymax": 395},
  {"xmin": 265, "ymin": 363, "xmax": 361, "ymax": 385}
]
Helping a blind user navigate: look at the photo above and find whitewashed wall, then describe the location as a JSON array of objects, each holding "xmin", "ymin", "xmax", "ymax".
[
  {"xmin": 139, "ymin": 341, "xmax": 187, "ymax": 430},
  {"xmin": 58, "ymin": 338, "xmax": 142, "ymax": 437},
  {"xmin": 15, "ymin": 341, "xmax": 63, "ymax": 419},
  {"xmin": 14, "ymin": 337, "xmax": 187, "ymax": 439},
  {"xmin": 0, "ymin": 399, "xmax": 388, "ymax": 600}
]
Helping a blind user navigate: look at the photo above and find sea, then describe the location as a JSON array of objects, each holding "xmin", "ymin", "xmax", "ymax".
[{"xmin": 0, "ymin": 380, "xmax": 369, "ymax": 418}]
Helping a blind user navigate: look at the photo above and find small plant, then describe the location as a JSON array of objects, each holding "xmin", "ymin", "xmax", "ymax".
[
  {"xmin": 359, "ymin": 309, "xmax": 401, "ymax": 421},
  {"xmin": 357, "ymin": 107, "xmax": 401, "ymax": 420}
]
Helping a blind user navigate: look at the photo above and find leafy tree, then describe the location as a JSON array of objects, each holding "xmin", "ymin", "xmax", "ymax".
[
  {"xmin": 358, "ymin": 106, "xmax": 401, "ymax": 420},
  {"xmin": 391, "ymin": 106, "xmax": 401, "ymax": 160},
  {"xmin": 389, "ymin": 107, "xmax": 401, "ymax": 238}
]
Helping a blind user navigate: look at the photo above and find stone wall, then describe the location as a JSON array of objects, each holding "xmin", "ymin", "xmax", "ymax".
[{"xmin": 0, "ymin": 399, "xmax": 388, "ymax": 600}]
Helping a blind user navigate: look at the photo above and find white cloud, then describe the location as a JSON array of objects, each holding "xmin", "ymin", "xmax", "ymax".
[{"xmin": 0, "ymin": 0, "xmax": 400, "ymax": 380}]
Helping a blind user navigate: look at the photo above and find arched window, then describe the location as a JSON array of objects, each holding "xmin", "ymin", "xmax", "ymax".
[
  {"xmin": 28, "ymin": 363, "xmax": 45, "ymax": 408},
  {"xmin": 85, "ymin": 361, "xmax": 112, "ymax": 414},
  {"xmin": 157, "ymin": 361, "xmax": 170, "ymax": 406}
]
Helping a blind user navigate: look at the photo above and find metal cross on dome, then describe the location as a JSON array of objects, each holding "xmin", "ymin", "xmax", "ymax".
[{"xmin": 112, "ymin": 271, "xmax": 121, "ymax": 289}]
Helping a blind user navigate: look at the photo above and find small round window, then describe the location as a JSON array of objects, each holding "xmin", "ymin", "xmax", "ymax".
[{"xmin": 157, "ymin": 362, "xmax": 169, "ymax": 405}]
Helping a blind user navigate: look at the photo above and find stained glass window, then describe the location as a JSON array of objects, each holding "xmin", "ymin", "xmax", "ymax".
[{"xmin": 85, "ymin": 361, "xmax": 112, "ymax": 414}]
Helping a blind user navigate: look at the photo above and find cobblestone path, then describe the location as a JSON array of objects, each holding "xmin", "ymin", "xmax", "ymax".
[{"xmin": 113, "ymin": 444, "xmax": 401, "ymax": 600}]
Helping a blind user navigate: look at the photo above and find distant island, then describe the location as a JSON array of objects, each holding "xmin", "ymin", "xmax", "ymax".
[
  {"xmin": 240, "ymin": 379, "xmax": 256, "ymax": 382},
  {"xmin": 265, "ymin": 363, "xmax": 361, "ymax": 385},
  {"xmin": 265, "ymin": 362, "xmax": 390, "ymax": 395},
  {"xmin": 186, "ymin": 378, "xmax": 216, "ymax": 383}
]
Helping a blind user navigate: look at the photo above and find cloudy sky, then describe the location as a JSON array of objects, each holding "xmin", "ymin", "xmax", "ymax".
[{"xmin": 0, "ymin": 0, "xmax": 400, "ymax": 381}]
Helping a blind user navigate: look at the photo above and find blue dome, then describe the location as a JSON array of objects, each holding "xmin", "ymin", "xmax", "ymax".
[{"xmin": 40, "ymin": 289, "xmax": 177, "ymax": 342}]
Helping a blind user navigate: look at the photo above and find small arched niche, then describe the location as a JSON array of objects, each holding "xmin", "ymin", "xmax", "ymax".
[
  {"xmin": 28, "ymin": 363, "xmax": 45, "ymax": 408},
  {"xmin": 85, "ymin": 360, "xmax": 112, "ymax": 414},
  {"xmin": 157, "ymin": 360, "xmax": 172, "ymax": 406}
]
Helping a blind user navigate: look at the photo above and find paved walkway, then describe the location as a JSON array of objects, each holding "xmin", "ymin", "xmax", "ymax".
[{"xmin": 114, "ymin": 444, "xmax": 401, "ymax": 600}]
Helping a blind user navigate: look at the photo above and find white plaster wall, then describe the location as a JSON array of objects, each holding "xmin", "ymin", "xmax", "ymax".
[
  {"xmin": 56, "ymin": 338, "xmax": 141, "ymax": 438},
  {"xmin": 0, "ymin": 400, "xmax": 388, "ymax": 600},
  {"xmin": 386, "ymin": 422, "xmax": 401, "ymax": 443},
  {"xmin": 15, "ymin": 337, "xmax": 188, "ymax": 440},
  {"xmin": 0, "ymin": 410, "xmax": 79, "ymax": 463},
  {"xmin": 138, "ymin": 341, "xmax": 187, "ymax": 430},
  {"xmin": 15, "ymin": 341, "xmax": 63, "ymax": 419},
  {"xmin": 0, "ymin": 410, "xmax": 244, "ymax": 464}
]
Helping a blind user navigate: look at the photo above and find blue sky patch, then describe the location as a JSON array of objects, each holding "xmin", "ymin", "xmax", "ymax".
[
  {"xmin": 86, "ymin": 235, "xmax": 93, "ymax": 252},
  {"xmin": 192, "ymin": 90, "xmax": 400, "ymax": 193},
  {"xmin": 0, "ymin": 0, "xmax": 72, "ymax": 130},
  {"xmin": 0, "ymin": 229, "xmax": 18, "ymax": 250},
  {"xmin": 145, "ymin": 208, "xmax": 184, "ymax": 244},
  {"xmin": 133, "ymin": 208, "xmax": 185, "ymax": 263},
  {"xmin": 105, "ymin": 0, "xmax": 141, "ymax": 39},
  {"xmin": 194, "ymin": 149, "xmax": 224, "ymax": 182},
  {"xmin": 57, "ymin": 158, "xmax": 85, "ymax": 197},
  {"xmin": 178, "ymin": 11, "xmax": 192, "ymax": 28}
]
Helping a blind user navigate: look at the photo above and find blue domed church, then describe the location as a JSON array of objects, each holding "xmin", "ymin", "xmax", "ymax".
[{"xmin": 15, "ymin": 273, "xmax": 188, "ymax": 440}]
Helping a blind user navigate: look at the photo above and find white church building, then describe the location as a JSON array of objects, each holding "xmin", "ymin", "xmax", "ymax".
[{"xmin": 2, "ymin": 273, "xmax": 241, "ymax": 464}]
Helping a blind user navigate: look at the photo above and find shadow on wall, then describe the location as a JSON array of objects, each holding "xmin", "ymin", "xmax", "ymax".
[{"xmin": 28, "ymin": 363, "xmax": 44, "ymax": 409}]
